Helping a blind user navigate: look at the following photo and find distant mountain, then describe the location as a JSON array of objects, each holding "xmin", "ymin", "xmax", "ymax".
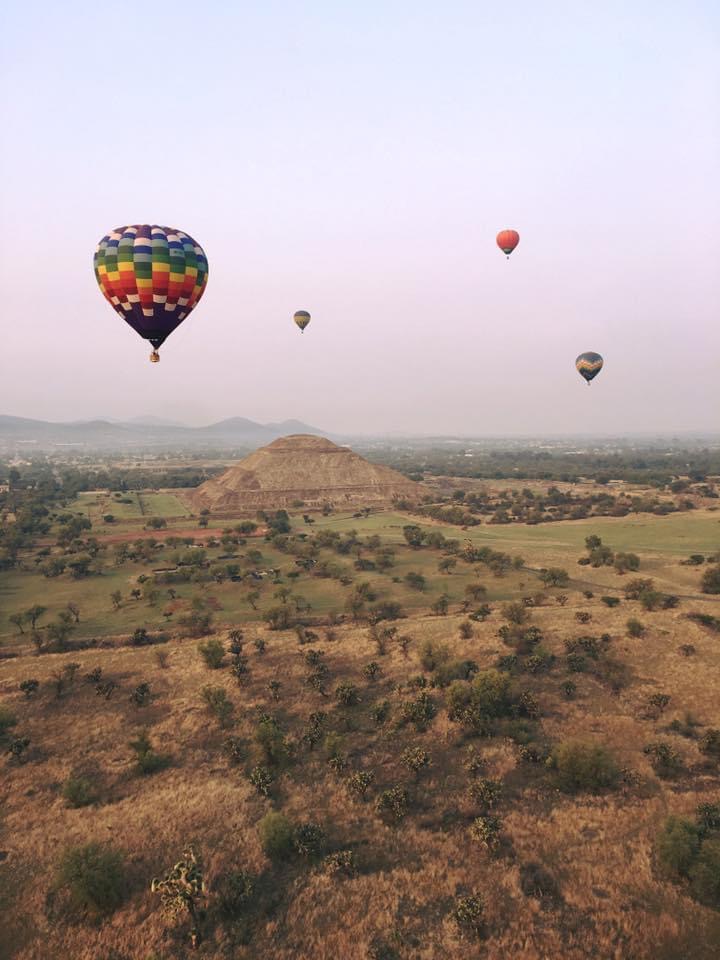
[
  {"xmin": 0, "ymin": 414, "xmax": 329, "ymax": 450},
  {"xmin": 126, "ymin": 415, "xmax": 188, "ymax": 428}
]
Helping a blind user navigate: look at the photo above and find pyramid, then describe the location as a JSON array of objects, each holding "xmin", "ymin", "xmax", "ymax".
[{"xmin": 189, "ymin": 435, "xmax": 422, "ymax": 513}]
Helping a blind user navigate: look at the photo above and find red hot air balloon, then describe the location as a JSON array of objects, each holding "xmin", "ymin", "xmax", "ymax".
[{"xmin": 496, "ymin": 229, "xmax": 520, "ymax": 259}]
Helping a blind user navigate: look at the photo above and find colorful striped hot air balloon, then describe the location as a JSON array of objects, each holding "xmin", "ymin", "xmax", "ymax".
[
  {"xmin": 496, "ymin": 229, "xmax": 520, "ymax": 258},
  {"xmin": 294, "ymin": 310, "xmax": 311, "ymax": 333},
  {"xmin": 575, "ymin": 352, "xmax": 604, "ymax": 385},
  {"xmin": 94, "ymin": 225, "xmax": 209, "ymax": 362}
]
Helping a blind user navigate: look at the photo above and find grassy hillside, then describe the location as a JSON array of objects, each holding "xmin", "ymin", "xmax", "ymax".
[
  {"xmin": 2, "ymin": 592, "xmax": 720, "ymax": 959},
  {"xmin": 2, "ymin": 502, "xmax": 720, "ymax": 959}
]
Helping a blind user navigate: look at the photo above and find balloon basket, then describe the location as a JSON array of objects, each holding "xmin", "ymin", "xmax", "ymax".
[{"xmin": 150, "ymin": 350, "xmax": 160, "ymax": 363}]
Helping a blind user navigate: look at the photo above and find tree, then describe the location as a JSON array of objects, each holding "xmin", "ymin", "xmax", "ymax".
[
  {"xmin": 402, "ymin": 525, "xmax": 426, "ymax": 548},
  {"xmin": 431, "ymin": 594, "xmax": 450, "ymax": 616},
  {"xmin": 25, "ymin": 605, "xmax": 47, "ymax": 629},
  {"xmin": 151, "ymin": 849, "xmax": 205, "ymax": 945},
  {"xmin": 438, "ymin": 557, "xmax": 457, "ymax": 574},
  {"xmin": 465, "ymin": 583, "xmax": 487, "ymax": 603},
  {"xmin": 244, "ymin": 590, "xmax": 261, "ymax": 611},
  {"xmin": 538, "ymin": 568, "xmax": 570, "ymax": 587},
  {"xmin": 110, "ymin": 590, "xmax": 122, "ymax": 610},
  {"xmin": 9, "ymin": 612, "xmax": 25, "ymax": 634},
  {"xmin": 404, "ymin": 571, "xmax": 426, "ymax": 591},
  {"xmin": 66, "ymin": 602, "xmax": 80, "ymax": 623}
]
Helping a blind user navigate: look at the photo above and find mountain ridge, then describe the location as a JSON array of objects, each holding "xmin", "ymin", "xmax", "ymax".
[{"xmin": 0, "ymin": 414, "xmax": 329, "ymax": 449}]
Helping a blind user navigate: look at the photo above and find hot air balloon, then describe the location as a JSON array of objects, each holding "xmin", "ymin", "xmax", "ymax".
[
  {"xmin": 294, "ymin": 310, "xmax": 311, "ymax": 333},
  {"xmin": 575, "ymin": 352, "xmax": 604, "ymax": 385},
  {"xmin": 94, "ymin": 225, "xmax": 209, "ymax": 362},
  {"xmin": 496, "ymin": 229, "xmax": 519, "ymax": 258}
]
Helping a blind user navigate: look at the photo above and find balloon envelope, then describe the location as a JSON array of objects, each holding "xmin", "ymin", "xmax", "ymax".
[
  {"xmin": 294, "ymin": 310, "xmax": 311, "ymax": 332},
  {"xmin": 94, "ymin": 225, "xmax": 209, "ymax": 350},
  {"xmin": 575, "ymin": 352, "xmax": 604, "ymax": 383},
  {"xmin": 496, "ymin": 229, "xmax": 520, "ymax": 256}
]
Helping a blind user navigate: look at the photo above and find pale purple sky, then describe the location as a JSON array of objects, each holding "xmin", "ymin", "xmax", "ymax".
[{"xmin": 0, "ymin": 1, "xmax": 718, "ymax": 435}]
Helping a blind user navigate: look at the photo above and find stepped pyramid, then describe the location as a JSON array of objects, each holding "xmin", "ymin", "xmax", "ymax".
[{"xmin": 190, "ymin": 435, "xmax": 422, "ymax": 513}]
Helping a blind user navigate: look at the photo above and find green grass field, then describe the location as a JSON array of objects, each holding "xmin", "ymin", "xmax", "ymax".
[
  {"xmin": 310, "ymin": 508, "xmax": 720, "ymax": 556},
  {"xmin": 2, "ymin": 505, "xmax": 717, "ymax": 647},
  {"xmin": 65, "ymin": 490, "xmax": 190, "ymax": 525}
]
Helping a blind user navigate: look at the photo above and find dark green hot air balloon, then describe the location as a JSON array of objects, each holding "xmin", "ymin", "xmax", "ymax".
[
  {"xmin": 294, "ymin": 310, "xmax": 311, "ymax": 333},
  {"xmin": 575, "ymin": 352, "xmax": 603, "ymax": 385}
]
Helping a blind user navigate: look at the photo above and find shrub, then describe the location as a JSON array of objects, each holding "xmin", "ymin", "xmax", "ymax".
[
  {"xmin": 19, "ymin": 679, "xmax": 40, "ymax": 698},
  {"xmin": 656, "ymin": 816, "xmax": 701, "ymax": 876},
  {"xmin": 130, "ymin": 682, "xmax": 152, "ymax": 707},
  {"xmin": 371, "ymin": 700, "xmax": 391, "ymax": 725},
  {"xmin": 223, "ymin": 736, "xmax": 244, "ymax": 764},
  {"xmin": 519, "ymin": 862, "xmax": 561, "ymax": 902},
  {"xmin": 398, "ymin": 691, "xmax": 436, "ymax": 730},
  {"xmin": 249, "ymin": 764, "xmax": 273, "ymax": 797},
  {"xmin": 453, "ymin": 894, "xmax": 485, "ymax": 938},
  {"xmin": 335, "ymin": 682, "xmax": 360, "ymax": 706},
  {"xmin": 699, "ymin": 729, "xmax": 720, "ymax": 757},
  {"xmin": 218, "ymin": 870, "xmax": 254, "ymax": 918},
  {"xmin": 198, "ymin": 638, "xmax": 225, "ymax": 669},
  {"xmin": 346, "ymin": 770, "xmax": 375, "ymax": 800},
  {"xmin": 419, "ymin": 639, "xmax": 450, "ymax": 672},
  {"xmin": 701, "ymin": 564, "xmax": 720, "ymax": 594},
  {"xmin": 293, "ymin": 822, "xmax": 326, "ymax": 858},
  {"xmin": 63, "ymin": 775, "xmax": 97, "ymax": 808},
  {"xmin": 7, "ymin": 737, "xmax": 30, "ymax": 761},
  {"xmin": 363, "ymin": 661, "xmax": 382, "ymax": 681},
  {"xmin": 644, "ymin": 741, "xmax": 684, "ymax": 779},
  {"xmin": 0, "ymin": 706, "xmax": 18, "ymax": 736},
  {"xmin": 255, "ymin": 715, "xmax": 287, "ymax": 765},
  {"xmin": 501, "ymin": 601, "xmax": 529, "ymax": 625},
  {"xmin": 375, "ymin": 786, "xmax": 409, "ymax": 821},
  {"xmin": 401, "ymin": 746, "xmax": 431, "ymax": 778},
  {"xmin": 626, "ymin": 618, "xmax": 645, "ymax": 638},
  {"xmin": 201, "ymin": 685, "xmax": 234, "ymax": 727},
  {"xmin": 404, "ymin": 571, "xmax": 426, "ymax": 591},
  {"xmin": 129, "ymin": 729, "xmax": 169, "ymax": 775},
  {"xmin": 468, "ymin": 778, "xmax": 502, "ymax": 808},
  {"xmin": 55, "ymin": 843, "xmax": 125, "ymax": 917},
  {"xmin": 468, "ymin": 815, "xmax": 502, "ymax": 849},
  {"xmin": 600, "ymin": 596, "xmax": 621, "ymax": 608},
  {"xmin": 258, "ymin": 812, "xmax": 294, "ymax": 860},
  {"xmin": 561, "ymin": 679, "xmax": 577, "ymax": 699},
  {"xmin": 459, "ymin": 619, "xmax": 474, "ymax": 639},
  {"xmin": 689, "ymin": 838, "xmax": 720, "ymax": 905},
  {"xmin": 323, "ymin": 849, "xmax": 357, "ymax": 877},
  {"xmin": 550, "ymin": 740, "xmax": 619, "ymax": 793}
]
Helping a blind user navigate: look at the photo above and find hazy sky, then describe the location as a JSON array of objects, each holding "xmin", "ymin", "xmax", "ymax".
[{"xmin": 1, "ymin": 1, "xmax": 718, "ymax": 435}]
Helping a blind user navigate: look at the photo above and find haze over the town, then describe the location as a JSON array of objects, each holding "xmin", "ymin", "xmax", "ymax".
[{"xmin": 1, "ymin": 1, "xmax": 718, "ymax": 435}]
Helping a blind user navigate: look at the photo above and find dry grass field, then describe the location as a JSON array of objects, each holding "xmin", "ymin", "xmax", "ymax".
[{"xmin": 2, "ymin": 554, "xmax": 720, "ymax": 959}]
